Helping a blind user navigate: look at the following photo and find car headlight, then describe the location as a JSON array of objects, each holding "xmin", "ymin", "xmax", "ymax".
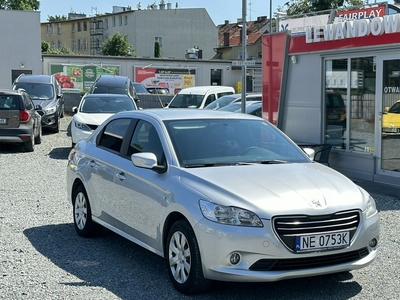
[
  {"xmin": 44, "ymin": 106, "xmax": 57, "ymax": 115},
  {"xmin": 199, "ymin": 200, "xmax": 263, "ymax": 227},
  {"xmin": 364, "ymin": 195, "xmax": 378, "ymax": 218},
  {"xmin": 74, "ymin": 121, "xmax": 92, "ymax": 131}
]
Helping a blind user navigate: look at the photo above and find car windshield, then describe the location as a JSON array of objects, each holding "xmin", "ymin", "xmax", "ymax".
[
  {"xmin": 80, "ymin": 96, "xmax": 136, "ymax": 113},
  {"xmin": 165, "ymin": 118, "xmax": 309, "ymax": 167},
  {"xmin": 92, "ymin": 86, "xmax": 127, "ymax": 94},
  {"xmin": 204, "ymin": 95, "xmax": 239, "ymax": 110},
  {"xmin": 388, "ymin": 102, "xmax": 400, "ymax": 113},
  {"xmin": 13, "ymin": 83, "xmax": 54, "ymax": 100},
  {"xmin": 132, "ymin": 83, "xmax": 149, "ymax": 93},
  {"xmin": 168, "ymin": 94, "xmax": 204, "ymax": 108}
]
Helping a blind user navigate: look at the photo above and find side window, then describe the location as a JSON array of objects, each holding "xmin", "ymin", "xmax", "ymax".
[
  {"xmin": 204, "ymin": 94, "xmax": 216, "ymax": 106},
  {"xmin": 129, "ymin": 120, "xmax": 164, "ymax": 165},
  {"xmin": 23, "ymin": 95, "xmax": 33, "ymax": 110},
  {"xmin": 98, "ymin": 118, "xmax": 131, "ymax": 153}
]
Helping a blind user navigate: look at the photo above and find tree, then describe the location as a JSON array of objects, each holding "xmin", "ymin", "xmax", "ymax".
[
  {"xmin": 283, "ymin": 0, "xmax": 363, "ymax": 16},
  {"xmin": 0, "ymin": 0, "xmax": 39, "ymax": 10},
  {"xmin": 47, "ymin": 15, "xmax": 67, "ymax": 22},
  {"xmin": 101, "ymin": 32, "xmax": 136, "ymax": 57},
  {"xmin": 41, "ymin": 40, "xmax": 50, "ymax": 53},
  {"xmin": 154, "ymin": 41, "xmax": 161, "ymax": 58}
]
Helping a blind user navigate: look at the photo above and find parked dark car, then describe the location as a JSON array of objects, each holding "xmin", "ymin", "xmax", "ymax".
[
  {"xmin": 90, "ymin": 75, "xmax": 140, "ymax": 106},
  {"xmin": 146, "ymin": 86, "xmax": 170, "ymax": 95},
  {"xmin": 326, "ymin": 91, "xmax": 346, "ymax": 139},
  {"xmin": 132, "ymin": 82, "xmax": 150, "ymax": 94},
  {"xmin": 12, "ymin": 74, "xmax": 64, "ymax": 133},
  {"xmin": 0, "ymin": 89, "xmax": 44, "ymax": 152}
]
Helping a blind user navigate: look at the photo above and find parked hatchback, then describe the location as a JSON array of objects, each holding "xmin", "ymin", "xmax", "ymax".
[
  {"xmin": 0, "ymin": 89, "xmax": 43, "ymax": 152},
  {"xmin": 12, "ymin": 74, "xmax": 64, "ymax": 133}
]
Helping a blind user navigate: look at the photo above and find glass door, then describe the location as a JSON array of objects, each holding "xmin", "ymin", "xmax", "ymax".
[{"xmin": 378, "ymin": 58, "xmax": 400, "ymax": 175}]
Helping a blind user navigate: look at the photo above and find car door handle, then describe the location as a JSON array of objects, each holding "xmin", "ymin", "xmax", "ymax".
[{"xmin": 116, "ymin": 172, "xmax": 126, "ymax": 181}]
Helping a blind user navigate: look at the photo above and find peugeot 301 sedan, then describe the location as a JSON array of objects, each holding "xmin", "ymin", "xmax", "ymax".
[{"xmin": 66, "ymin": 109, "xmax": 379, "ymax": 294}]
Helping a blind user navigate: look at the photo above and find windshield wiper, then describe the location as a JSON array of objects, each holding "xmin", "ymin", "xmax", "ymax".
[{"xmin": 259, "ymin": 160, "xmax": 287, "ymax": 164}]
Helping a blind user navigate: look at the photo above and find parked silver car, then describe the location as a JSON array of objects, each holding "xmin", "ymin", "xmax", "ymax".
[{"xmin": 66, "ymin": 109, "xmax": 379, "ymax": 294}]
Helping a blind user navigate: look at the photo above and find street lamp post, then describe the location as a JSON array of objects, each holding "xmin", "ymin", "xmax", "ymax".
[{"xmin": 241, "ymin": 0, "xmax": 247, "ymax": 113}]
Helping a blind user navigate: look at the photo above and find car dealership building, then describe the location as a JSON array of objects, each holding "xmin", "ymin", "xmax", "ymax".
[{"xmin": 262, "ymin": 3, "xmax": 400, "ymax": 186}]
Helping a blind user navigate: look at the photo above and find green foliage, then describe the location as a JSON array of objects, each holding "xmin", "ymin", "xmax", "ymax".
[
  {"xmin": 41, "ymin": 40, "xmax": 50, "ymax": 53},
  {"xmin": 0, "ymin": 0, "xmax": 39, "ymax": 10},
  {"xmin": 42, "ymin": 43, "xmax": 74, "ymax": 55},
  {"xmin": 154, "ymin": 41, "xmax": 161, "ymax": 58},
  {"xmin": 283, "ymin": 0, "xmax": 364, "ymax": 16},
  {"xmin": 101, "ymin": 32, "xmax": 136, "ymax": 57},
  {"xmin": 47, "ymin": 15, "xmax": 67, "ymax": 22}
]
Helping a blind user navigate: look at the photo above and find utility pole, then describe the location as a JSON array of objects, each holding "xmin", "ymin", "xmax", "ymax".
[{"xmin": 241, "ymin": 0, "xmax": 247, "ymax": 113}]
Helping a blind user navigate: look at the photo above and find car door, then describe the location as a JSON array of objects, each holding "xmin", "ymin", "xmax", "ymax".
[{"xmin": 112, "ymin": 119, "xmax": 170, "ymax": 251}]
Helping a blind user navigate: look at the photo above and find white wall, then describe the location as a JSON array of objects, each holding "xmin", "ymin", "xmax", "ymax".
[{"xmin": 0, "ymin": 10, "xmax": 42, "ymax": 89}]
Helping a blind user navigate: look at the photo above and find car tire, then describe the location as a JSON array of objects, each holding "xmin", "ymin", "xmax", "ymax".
[
  {"xmin": 165, "ymin": 220, "xmax": 211, "ymax": 294},
  {"xmin": 52, "ymin": 117, "xmax": 60, "ymax": 133},
  {"xmin": 23, "ymin": 135, "xmax": 34, "ymax": 152},
  {"xmin": 72, "ymin": 184, "xmax": 101, "ymax": 237},
  {"xmin": 34, "ymin": 125, "xmax": 42, "ymax": 145}
]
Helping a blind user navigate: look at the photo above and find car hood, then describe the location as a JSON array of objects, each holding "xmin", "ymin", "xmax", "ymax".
[
  {"xmin": 382, "ymin": 113, "xmax": 400, "ymax": 126},
  {"xmin": 179, "ymin": 163, "xmax": 367, "ymax": 218},
  {"xmin": 74, "ymin": 113, "xmax": 115, "ymax": 125},
  {"xmin": 32, "ymin": 99, "xmax": 56, "ymax": 108}
]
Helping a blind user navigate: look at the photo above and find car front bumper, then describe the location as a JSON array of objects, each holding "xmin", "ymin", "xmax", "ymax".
[{"xmin": 194, "ymin": 212, "xmax": 379, "ymax": 282}]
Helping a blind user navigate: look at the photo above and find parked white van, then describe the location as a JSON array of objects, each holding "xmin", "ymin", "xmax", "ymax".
[{"xmin": 166, "ymin": 85, "xmax": 235, "ymax": 109}]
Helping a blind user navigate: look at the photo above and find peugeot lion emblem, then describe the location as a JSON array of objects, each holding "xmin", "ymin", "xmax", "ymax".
[{"xmin": 310, "ymin": 199, "xmax": 322, "ymax": 208}]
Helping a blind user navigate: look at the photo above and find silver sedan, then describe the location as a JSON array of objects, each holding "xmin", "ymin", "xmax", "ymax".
[{"xmin": 66, "ymin": 109, "xmax": 379, "ymax": 294}]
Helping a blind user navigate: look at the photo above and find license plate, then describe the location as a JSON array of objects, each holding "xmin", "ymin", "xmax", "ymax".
[
  {"xmin": 0, "ymin": 118, "xmax": 7, "ymax": 125},
  {"xmin": 295, "ymin": 231, "xmax": 349, "ymax": 253}
]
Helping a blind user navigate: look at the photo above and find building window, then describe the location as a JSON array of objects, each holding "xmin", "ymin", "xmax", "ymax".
[
  {"xmin": 46, "ymin": 24, "xmax": 51, "ymax": 34},
  {"xmin": 83, "ymin": 21, "xmax": 87, "ymax": 31},
  {"xmin": 58, "ymin": 40, "xmax": 62, "ymax": 49},
  {"xmin": 155, "ymin": 37, "xmax": 163, "ymax": 47},
  {"xmin": 72, "ymin": 40, "xmax": 76, "ymax": 51},
  {"xmin": 78, "ymin": 39, "xmax": 81, "ymax": 51},
  {"xmin": 72, "ymin": 22, "xmax": 75, "ymax": 32},
  {"xmin": 119, "ymin": 15, "xmax": 122, "ymax": 26},
  {"xmin": 104, "ymin": 18, "xmax": 108, "ymax": 29},
  {"xmin": 78, "ymin": 22, "xmax": 81, "ymax": 32},
  {"xmin": 112, "ymin": 16, "xmax": 115, "ymax": 27},
  {"xmin": 124, "ymin": 15, "xmax": 128, "ymax": 25},
  {"xmin": 57, "ymin": 23, "xmax": 61, "ymax": 35},
  {"xmin": 51, "ymin": 23, "xmax": 55, "ymax": 34},
  {"xmin": 51, "ymin": 41, "xmax": 55, "ymax": 49}
]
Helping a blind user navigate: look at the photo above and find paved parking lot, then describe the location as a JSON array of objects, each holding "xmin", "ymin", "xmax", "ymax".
[{"xmin": 0, "ymin": 115, "xmax": 400, "ymax": 300}]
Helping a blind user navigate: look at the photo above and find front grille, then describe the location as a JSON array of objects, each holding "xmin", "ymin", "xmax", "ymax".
[
  {"xmin": 249, "ymin": 247, "xmax": 369, "ymax": 271},
  {"xmin": 273, "ymin": 210, "xmax": 360, "ymax": 252}
]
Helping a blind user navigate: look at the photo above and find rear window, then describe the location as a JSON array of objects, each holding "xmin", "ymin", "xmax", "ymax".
[{"xmin": 0, "ymin": 95, "xmax": 20, "ymax": 110}]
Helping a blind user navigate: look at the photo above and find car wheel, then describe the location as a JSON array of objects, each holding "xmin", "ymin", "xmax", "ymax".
[
  {"xmin": 72, "ymin": 185, "xmax": 101, "ymax": 237},
  {"xmin": 165, "ymin": 220, "xmax": 211, "ymax": 294},
  {"xmin": 23, "ymin": 134, "xmax": 34, "ymax": 152},
  {"xmin": 52, "ymin": 117, "xmax": 60, "ymax": 133},
  {"xmin": 34, "ymin": 125, "xmax": 42, "ymax": 144}
]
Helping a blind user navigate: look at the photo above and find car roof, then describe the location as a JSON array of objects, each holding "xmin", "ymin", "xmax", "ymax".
[
  {"xmin": 0, "ymin": 89, "xmax": 24, "ymax": 95},
  {"xmin": 113, "ymin": 108, "xmax": 261, "ymax": 121},
  {"xmin": 14, "ymin": 74, "xmax": 53, "ymax": 84},
  {"xmin": 95, "ymin": 75, "xmax": 129, "ymax": 84},
  {"xmin": 83, "ymin": 93, "xmax": 131, "ymax": 98},
  {"xmin": 178, "ymin": 86, "xmax": 234, "ymax": 94}
]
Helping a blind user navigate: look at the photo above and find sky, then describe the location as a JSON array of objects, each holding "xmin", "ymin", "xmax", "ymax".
[{"xmin": 39, "ymin": 0, "xmax": 288, "ymax": 24}]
